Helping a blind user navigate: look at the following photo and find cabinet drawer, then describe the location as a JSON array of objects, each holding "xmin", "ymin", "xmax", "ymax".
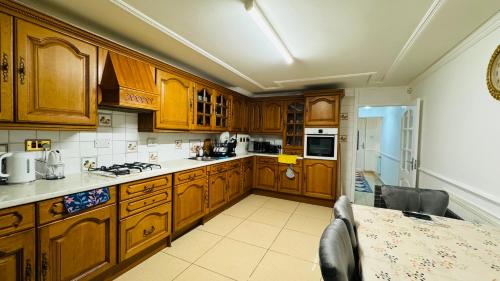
[
  {"xmin": 38, "ymin": 186, "xmax": 116, "ymax": 226},
  {"xmin": 208, "ymin": 163, "xmax": 228, "ymax": 175},
  {"xmin": 227, "ymin": 160, "xmax": 241, "ymax": 170},
  {"xmin": 257, "ymin": 156, "xmax": 278, "ymax": 164},
  {"xmin": 120, "ymin": 175, "xmax": 172, "ymax": 201},
  {"xmin": 174, "ymin": 167, "xmax": 206, "ymax": 185},
  {"xmin": 0, "ymin": 204, "xmax": 35, "ymax": 236},
  {"xmin": 119, "ymin": 203, "xmax": 171, "ymax": 261},
  {"xmin": 119, "ymin": 189, "xmax": 171, "ymax": 219},
  {"xmin": 278, "ymin": 159, "xmax": 302, "ymax": 167}
]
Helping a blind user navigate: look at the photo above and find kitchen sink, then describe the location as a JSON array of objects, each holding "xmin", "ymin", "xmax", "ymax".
[{"xmin": 187, "ymin": 156, "xmax": 221, "ymax": 161}]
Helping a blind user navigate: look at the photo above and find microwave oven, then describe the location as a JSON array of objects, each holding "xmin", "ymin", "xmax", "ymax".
[{"xmin": 303, "ymin": 128, "xmax": 338, "ymax": 160}]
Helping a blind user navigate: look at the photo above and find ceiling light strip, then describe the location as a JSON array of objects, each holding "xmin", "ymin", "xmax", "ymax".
[
  {"xmin": 379, "ymin": 0, "xmax": 444, "ymax": 83},
  {"xmin": 109, "ymin": 0, "xmax": 278, "ymax": 90},
  {"xmin": 245, "ymin": 0, "xmax": 293, "ymax": 64}
]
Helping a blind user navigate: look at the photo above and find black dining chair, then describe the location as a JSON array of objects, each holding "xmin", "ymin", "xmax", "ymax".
[
  {"xmin": 379, "ymin": 185, "xmax": 449, "ymax": 216},
  {"xmin": 319, "ymin": 219, "xmax": 357, "ymax": 281},
  {"xmin": 333, "ymin": 196, "xmax": 357, "ymax": 250}
]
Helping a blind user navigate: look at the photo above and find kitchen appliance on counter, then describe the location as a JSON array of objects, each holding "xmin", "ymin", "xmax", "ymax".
[
  {"xmin": 249, "ymin": 140, "xmax": 281, "ymax": 154},
  {"xmin": 0, "ymin": 152, "xmax": 12, "ymax": 185},
  {"xmin": 304, "ymin": 128, "xmax": 338, "ymax": 160},
  {"xmin": 88, "ymin": 162, "xmax": 162, "ymax": 178},
  {"xmin": 45, "ymin": 150, "xmax": 65, "ymax": 180},
  {"xmin": 235, "ymin": 134, "xmax": 250, "ymax": 155},
  {"xmin": 0, "ymin": 152, "xmax": 36, "ymax": 184},
  {"xmin": 212, "ymin": 138, "xmax": 237, "ymax": 157}
]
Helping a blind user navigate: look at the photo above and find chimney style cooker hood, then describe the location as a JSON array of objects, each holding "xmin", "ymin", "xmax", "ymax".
[{"xmin": 99, "ymin": 51, "xmax": 159, "ymax": 111}]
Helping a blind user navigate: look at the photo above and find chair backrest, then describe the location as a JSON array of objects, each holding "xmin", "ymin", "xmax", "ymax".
[
  {"xmin": 381, "ymin": 185, "xmax": 450, "ymax": 216},
  {"xmin": 319, "ymin": 219, "xmax": 356, "ymax": 281},
  {"xmin": 333, "ymin": 196, "xmax": 357, "ymax": 250}
]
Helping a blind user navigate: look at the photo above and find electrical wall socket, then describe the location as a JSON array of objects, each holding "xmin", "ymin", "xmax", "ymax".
[
  {"xmin": 25, "ymin": 139, "xmax": 51, "ymax": 151},
  {"xmin": 94, "ymin": 139, "xmax": 111, "ymax": 148}
]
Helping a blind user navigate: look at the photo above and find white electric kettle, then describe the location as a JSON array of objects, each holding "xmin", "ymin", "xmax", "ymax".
[{"xmin": 0, "ymin": 152, "xmax": 36, "ymax": 184}]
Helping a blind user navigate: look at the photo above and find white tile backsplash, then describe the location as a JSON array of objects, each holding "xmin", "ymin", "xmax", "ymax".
[{"xmin": 0, "ymin": 110, "xmax": 218, "ymax": 175}]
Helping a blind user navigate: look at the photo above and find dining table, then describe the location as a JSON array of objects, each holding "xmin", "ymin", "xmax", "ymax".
[{"xmin": 352, "ymin": 204, "xmax": 500, "ymax": 281}]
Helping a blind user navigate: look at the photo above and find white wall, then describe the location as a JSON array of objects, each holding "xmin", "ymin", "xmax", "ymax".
[
  {"xmin": 409, "ymin": 13, "xmax": 500, "ymax": 225},
  {"xmin": 358, "ymin": 86, "xmax": 411, "ymax": 106}
]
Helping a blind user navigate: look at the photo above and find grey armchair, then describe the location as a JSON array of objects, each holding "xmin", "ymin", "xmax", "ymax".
[{"xmin": 379, "ymin": 185, "xmax": 449, "ymax": 216}]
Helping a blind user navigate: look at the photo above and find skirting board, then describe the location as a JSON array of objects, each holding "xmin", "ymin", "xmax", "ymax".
[{"xmin": 419, "ymin": 167, "xmax": 500, "ymax": 226}]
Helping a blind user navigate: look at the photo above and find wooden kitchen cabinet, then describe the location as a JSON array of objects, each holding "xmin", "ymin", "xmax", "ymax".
[
  {"xmin": 261, "ymin": 100, "xmax": 283, "ymax": 133},
  {"xmin": 249, "ymin": 101, "xmax": 262, "ymax": 133},
  {"xmin": 192, "ymin": 83, "xmax": 214, "ymax": 130},
  {"xmin": 173, "ymin": 178, "xmax": 207, "ymax": 231},
  {"xmin": 154, "ymin": 70, "xmax": 193, "ymax": 130},
  {"xmin": 303, "ymin": 159, "xmax": 337, "ymax": 199},
  {"xmin": 242, "ymin": 158, "xmax": 254, "ymax": 193},
  {"xmin": 226, "ymin": 163, "xmax": 242, "ymax": 202},
  {"xmin": 231, "ymin": 95, "xmax": 247, "ymax": 132},
  {"xmin": 16, "ymin": 19, "xmax": 97, "ymax": 126},
  {"xmin": 254, "ymin": 163, "xmax": 277, "ymax": 191},
  {"xmin": 213, "ymin": 90, "xmax": 230, "ymax": 131},
  {"xmin": 278, "ymin": 161, "xmax": 302, "ymax": 195},
  {"xmin": 304, "ymin": 90, "xmax": 343, "ymax": 127},
  {"xmin": 38, "ymin": 204, "xmax": 117, "ymax": 281},
  {"xmin": 0, "ymin": 13, "xmax": 13, "ymax": 122},
  {"xmin": 0, "ymin": 229, "xmax": 35, "ymax": 281},
  {"xmin": 208, "ymin": 173, "xmax": 227, "ymax": 213},
  {"xmin": 283, "ymin": 100, "xmax": 304, "ymax": 153}
]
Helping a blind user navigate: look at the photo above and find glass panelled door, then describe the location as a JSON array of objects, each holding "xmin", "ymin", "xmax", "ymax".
[
  {"xmin": 285, "ymin": 102, "xmax": 304, "ymax": 147},
  {"xmin": 214, "ymin": 92, "xmax": 229, "ymax": 130},
  {"xmin": 195, "ymin": 86, "xmax": 212, "ymax": 129},
  {"xmin": 399, "ymin": 99, "xmax": 421, "ymax": 187}
]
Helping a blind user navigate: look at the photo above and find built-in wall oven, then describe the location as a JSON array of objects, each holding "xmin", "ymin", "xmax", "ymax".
[{"xmin": 304, "ymin": 128, "xmax": 338, "ymax": 160}]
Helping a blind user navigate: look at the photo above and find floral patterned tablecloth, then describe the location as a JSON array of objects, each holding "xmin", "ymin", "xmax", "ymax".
[{"xmin": 352, "ymin": 204, "xmax": 500, "ymax": 281}]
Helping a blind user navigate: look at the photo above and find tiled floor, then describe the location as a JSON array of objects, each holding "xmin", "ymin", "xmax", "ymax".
[
  {"xmin": 115, "ymin": 195, "xmax": 331, "ymax": 281},
  {"xmin": 354, "ymin": 171, "xmax": 383, "ymax": 206}
]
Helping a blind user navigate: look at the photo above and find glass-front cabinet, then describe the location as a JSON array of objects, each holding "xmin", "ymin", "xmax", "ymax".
[
  {"xmin": 283, "ymin": 100, "xmax": 305, "ymax": 155},
  {"xmin": 193, "ymin": 84, "xmax": 213, "ymax": 130},
  {"xmin": 213, "ymin": 91, "xmax": 230, "ymax": 130}
]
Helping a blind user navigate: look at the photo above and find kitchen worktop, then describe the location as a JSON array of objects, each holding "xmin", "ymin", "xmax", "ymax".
[{"xmin": 0, "ymin": 154, "xmax": 261, "ymax": 210}]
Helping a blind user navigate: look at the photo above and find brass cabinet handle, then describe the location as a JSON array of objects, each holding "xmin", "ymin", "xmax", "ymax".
[
  {"xmin": 49, "ymin": 203, "xmax": 66, "ymax": 216},
  {"xmin": 41, "ymin": 253, "xmax": 48, "ymax": 281},
  {"xmin": 143, "ymin": 226, "xmax": 155, "ymax": 237},
  {"xmin": 18, "ymin": 56, "xmax": 25, "ymax": 85},
  {"xmin": 25, "ymin": 258, "xmax": 32, "ymax": 281},
  {"xmin": 1, "ymin": 53, "xmax": 8, "ymax": 82},
  {"xmin": 143, "ymin": 185, "xmax": 154, "ymax": 193}
]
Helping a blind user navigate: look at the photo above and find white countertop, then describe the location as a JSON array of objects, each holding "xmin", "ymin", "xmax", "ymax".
[{"xmin": 0, "ymin": 154, "xmax": 262, "ymax": 209}]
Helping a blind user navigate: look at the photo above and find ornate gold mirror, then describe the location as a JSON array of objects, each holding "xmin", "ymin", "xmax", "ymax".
[{"xmin": 487, "ymin": 45, "xmax": 500, "ymax": 100}]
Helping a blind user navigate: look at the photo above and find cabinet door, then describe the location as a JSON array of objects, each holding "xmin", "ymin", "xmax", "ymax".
[
  {"xmin": 278, "ymin": 164, "xmax": 302, "ymax": 195},
  {"xmin": 38, "ymin": 204, "xmax": 117, "ymax": 281},
  {"xmin": 155, "ymin": 70, "xmax": 192, "ymax": 130},
  {"xmin": 254, "ymin": 164, "xmax": 277, "ymax": 191},
  {"xmin": 304, "ymin": 95, "xmax": 340, "ymax": 127},
  {"xmin": 0, "ymin": 229, "xmax": 35, "ymax": 281},
  {"xmin": 249, "ymin": 102, "xmax": 262, "ymax": 133},
  {"xmin": 213, "ymin": 91, "xmax": 230, "ymax": 131},
  {"xmin": 119, "ymin": 203, "xmax": 171, "ymax": 262},
  {"xmin": 173, "ymin": 178, "xmax": 207, "ymax": 231},
  {"xmin": 283, "ymin": 100, "xmax": 304, "ymax": 150},
  {"xmin": 241, "ymin": 101, "xmax": 249, "ymax": 132},
  {"xmin": 0, "ymin": 13, "xmax": 13, "ymax": 122},
  {"xmin": 208, "ymin": 173, "xmax": 226, "ymax": 213},
  {"xmin": 303, "ymin": 159, "xmax": 336, "ymax": 199},
  {"xmin": 16, "ymin": 19, "xmax": 97, "ymax": 125},
  {"xmin": 262, "ymin": 101, "xmax": 283, "ymax": 133},
  {"xmin": 226, "ymin": 167, "xmax": 242, "ymax": 202},
  {"xmin": 231, "ymin": 96, "xmax": 241, "ymax": 131},
  {"xmin": 192, "ymin": 84, "xmax": 213, "ymax": 130},
  {"xmin": 242, "ymin": 160, "xmax": 253, "ymax": 193}
]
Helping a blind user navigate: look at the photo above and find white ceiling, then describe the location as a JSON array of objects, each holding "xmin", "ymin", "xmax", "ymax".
[{"xmin": 17, "ymin": 0, "xmax": 500, "ymax": 94}]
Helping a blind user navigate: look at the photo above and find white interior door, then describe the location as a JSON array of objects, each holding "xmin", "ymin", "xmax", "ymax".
[
  {"xmin": 356, "ymin": 118, "xmax": 366, "ymax": 171},
  {"xmin": 364, "ymin": 118, "xmax": 382, "ymax": 172},
  {"xmin": 399, "ymin": 99, "xmax": 421, "ymax": 187}
]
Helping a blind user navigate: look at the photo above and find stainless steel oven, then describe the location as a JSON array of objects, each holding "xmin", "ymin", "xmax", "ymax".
[{"xmin": 304, "ymin": 128, "xmax": 338, "ymax": 160}]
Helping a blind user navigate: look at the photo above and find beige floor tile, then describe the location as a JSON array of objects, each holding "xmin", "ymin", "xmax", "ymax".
[
  {"xmin": 115, "ymin": 252, "xmax": 189, "ymax": 281},
  {"xmin": 270, "ymin": 229, "xmax": 320, "ymax": 263},
  {"xmin": 261, "ymin": 198, "xmax": 299, "ymax": 213},
  {"xmin": 162, "ymin": 229, "xmax": 222, "ymax": 262},
  {"xmin": 196, "ymin": 238, "xmax": 267, "ymax": 281},
  {"xmin": 173, "ymin": 265, "xmax": 234, "ymax": 281},
  {"xmin": 285, "ymin": 213, "xmax": 331, "ymax": 236},
  {"xmin": 248, "ymin": 207, "xmax": 291, "ymax": 227},
  {"xmin": 294, "ymin": 203, "xmax": 332, "ymax": 220},
  {"xmin": 238, "ymin": 194, "xmax": 270, "ymax": 206},
  {"xmin": 222, "ymin": 201, "xmax": 261, "ymax": 218},
  {"xmin": 227, "ymin": 220, "xmax": 281, "ymax": 248},
  {"xmin": 249, "ymin": 251, "xmax": 322, "ymax": 281},
  {"xmin": 197, "ymin": 214, "xmax": 244, "ymax": 236}
]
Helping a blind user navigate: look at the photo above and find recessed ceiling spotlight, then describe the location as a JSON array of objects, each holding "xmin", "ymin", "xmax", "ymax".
[{"xmin": 245, "ymin": 0, "xmax": 293, "ymax": 64}]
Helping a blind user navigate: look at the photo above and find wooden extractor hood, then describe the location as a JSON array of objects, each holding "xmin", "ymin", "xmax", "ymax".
[{"xmin": 100, "ymin": 51, "xmax": 159, "ymax": 111}]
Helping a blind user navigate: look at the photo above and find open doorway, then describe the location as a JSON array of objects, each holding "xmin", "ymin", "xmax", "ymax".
[{"xmin": 353, "ymin": 102, "xmax": 421, "ymax": 206}]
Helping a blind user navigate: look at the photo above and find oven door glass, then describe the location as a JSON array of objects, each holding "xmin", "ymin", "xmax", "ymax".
[{"xmin": 306, "ymin": 136, "xmax": 335, "ymax": 157}]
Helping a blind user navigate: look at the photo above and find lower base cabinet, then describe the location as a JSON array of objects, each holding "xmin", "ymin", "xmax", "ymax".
[
  {"xmin": 277, "ymin": 161, "xmax": 302, "ymax": 195},
  {"xmin": 242, "ymin": 158, "xmax": 253, "ymax": 193},
  {"xmin": 303, "ymin": 159, "xmax": 337, "ymax": 199},
  {"xmin": 119, "ymin": 203, "xmax": 171, "ymax": 261},
  {"xmin": 38, "ymin": 204, "xmax": 117, "ymax": 281},
  {"xmin": 173, "ymin": 178, "xmax": 208, "ymax": 231},
  {"xmin": 255, "ymin": 164, "xmax": 277, "ymax": 191},
  {"xmin": 226, "ymin": 165, "xmax": 242, "ymax": 202},
  {"xmin": 0, "ymin": 229, "xmax": 35, "ymax": 281},
  {"xmin": 208, "ymin": 173, "xmax": 227, "ymax": 213}
]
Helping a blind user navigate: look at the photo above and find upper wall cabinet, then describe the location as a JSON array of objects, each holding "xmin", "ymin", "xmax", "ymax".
[
  {"xmin": 304, "ymin": 90, "xmax": 343, "ymax": 127},
  {"xmin": 213, "ymin": 90, "xmax": 230, "ymax": 131},
  {"xmin": 192, "ymin": 83, "xmax": 214, "ymax": 130},
  {"xmin": 261, "ymin": 100, "xmax": 283, "ymax": 133},
  {"xmin": 154, "ymin": 70, "xmax": 192, "ymax": 130},
  {"xmin": 16, "ymin": 19, "xmax": 97, "ymax": 126},
  {"xmin": 0, "ymin": 13, "xmax": 12, "ymax": 122},
  {"xmin": 230, "ymin": 95, "xmax": 243, "ymax": 132},
  {"xmin": 248, "ymin": 101, "xmax": 262, "ymax": 133}
]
